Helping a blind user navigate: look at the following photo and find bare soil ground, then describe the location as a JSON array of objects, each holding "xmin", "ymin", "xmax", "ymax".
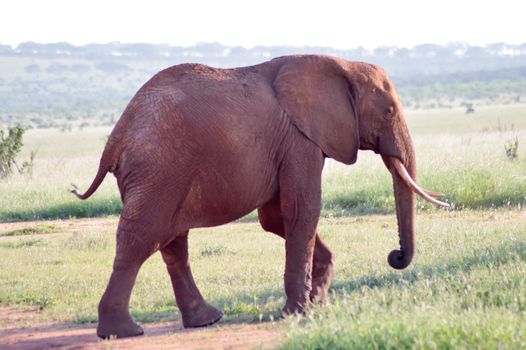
[
  {"xmin": 0, "ymin": 306, "xmax": 280, "ymax": 350},
  {"xmin": 0, "ymin": 217, "xmax": 118, "ymax": 238}
]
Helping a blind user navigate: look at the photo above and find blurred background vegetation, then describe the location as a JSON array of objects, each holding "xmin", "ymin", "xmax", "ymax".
[{"xmin": 1, "ymin": 41, "xmax": 526, "ymax": 129}]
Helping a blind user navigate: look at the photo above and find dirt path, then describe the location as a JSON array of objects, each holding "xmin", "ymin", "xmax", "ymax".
[
  {"xmin": 0, "ymin": 307, "xmax": 280, "ymax": 350},
  {"xmin": 0, "ymin": 217, "xmax": 118, "ymax": 237}
]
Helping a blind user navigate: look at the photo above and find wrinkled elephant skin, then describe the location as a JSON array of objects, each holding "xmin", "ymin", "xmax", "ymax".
[{"xmin": 73, "ymin": 55, "xmax": 436, "ymax": 339}]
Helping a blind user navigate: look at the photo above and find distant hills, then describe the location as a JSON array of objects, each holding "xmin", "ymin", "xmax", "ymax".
[
  {"xmin": 2, "ymin": 41, "xmax": 526, "ymax": 76},
  {"xmin": 1, "ymin": 42, "xmax": 525, "ymax": 127}
]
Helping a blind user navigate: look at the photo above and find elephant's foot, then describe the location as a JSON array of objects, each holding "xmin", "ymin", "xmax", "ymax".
[
  {"xmin": 96, "ymin": 314, "xmax": 144, "ymax": 339},
  {"xmin": 181, "ymin": 302, "xmax": 223, "ymax": 328},
  {"xmin": 310, "ymin": 261, "xmax": 333, "ymax": 304},
  {"xmin": 282, "ymin": 297, "xmax": 310, "ymax": 316}
]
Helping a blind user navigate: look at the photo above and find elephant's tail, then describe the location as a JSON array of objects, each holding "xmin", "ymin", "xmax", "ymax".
[
  {"xmin": 70, "ymin": 162, "xmax": 110, "ymax": 200},
  {"xmin": 70, "ymin": 135, "xmax": 122, "ymax": 200}
]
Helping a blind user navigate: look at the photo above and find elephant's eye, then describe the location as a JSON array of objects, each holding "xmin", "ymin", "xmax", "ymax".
[{"xmin": 385, "ymin": 106, "xmax": 395, "ymax": 118}]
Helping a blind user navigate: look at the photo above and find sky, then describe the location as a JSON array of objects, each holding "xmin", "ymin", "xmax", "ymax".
[{"xmin": 1, "ymin": 0, "xmax": 525, "ymax": 49}]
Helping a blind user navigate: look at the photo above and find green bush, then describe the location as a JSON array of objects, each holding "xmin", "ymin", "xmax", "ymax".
[{"xmin": 0, "ymin": 125, "xmax": 36, "ymax": 179}]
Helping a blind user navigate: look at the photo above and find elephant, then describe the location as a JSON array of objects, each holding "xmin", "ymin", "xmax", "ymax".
[{"xmin": 72, "ymin": 54, "xmax": 449, "ymax": 339}]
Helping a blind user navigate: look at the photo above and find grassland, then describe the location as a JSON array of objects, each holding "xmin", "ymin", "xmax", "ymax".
[
  {"xmin": 1, "ymin": 104, "xmax": 525, "ymax": 221},
  {"xmin": 0, "ymin": 104, "xmax": 525, "ymax": 348},
  {"xmin": 0, "ymin": 211, "xmax": 525, "ymax": 348},
  {"xmin": 281, "ymin": 211, "xmax": 526, "ymax": 349}
]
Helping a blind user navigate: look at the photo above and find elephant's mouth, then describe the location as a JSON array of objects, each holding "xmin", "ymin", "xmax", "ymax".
[
  {"xmin": 359, "ymin": 136, "xmax": 380, "ymax": 153},
  {"xmin": 388, "ymin": 157, "xmax": 450, "ymax": 208}
]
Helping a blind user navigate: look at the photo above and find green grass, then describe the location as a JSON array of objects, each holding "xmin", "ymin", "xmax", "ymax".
[
  {"xmin": 0, "ymin": 104, "xmax": 525, "ymax": 221},
  {"xmin": 0, "ymin": 102, "xmax": 524, "ymax": 347},
  {"xmin": 279, "ymin": 210, "xmax": 526, "ymax": 349},
  {"xmin": 0, "ymin": 210, "xmax": 524, "ymax": 348},
  {"xmin": 0, "ymin": 127, "xmax": 121, "ymax": 221},
  {"xmin": 0, "ymin": 238, "xmax": 45, "ymax": 249},
  {"xmin": 322, "ymin": 104, "xmax": 526, "ymax": 215}
]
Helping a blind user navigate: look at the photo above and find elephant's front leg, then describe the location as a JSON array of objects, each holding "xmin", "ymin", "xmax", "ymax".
[
  {"xmin": 161, "ymin": 231, "xmax": 223, "ymax": 328},
  {"xmin": 279, "ymin": 140, "xmax": 325, "ymax": 314},
  {"xmin": 258, "ymin": 197, "xmax": 333, "ymax": 304}
]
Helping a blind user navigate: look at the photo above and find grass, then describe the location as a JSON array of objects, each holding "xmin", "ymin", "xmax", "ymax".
[
  {"xmin": 0, "ymin": 238, "xmax": 45, "ymax": 249},
  {"xmin": 0, "ymin": 210, "xmax": 524, "ymax": 348},
  {"xmin": 322, "ymin": 104, "xmax": 526, "ymax": 215},
  {"xmin": 0, "ymin": 104, "xmax": 525, "ymax": 221},
  {"xmin": 0, "ymin": 103, "xmax": 525, "ymax": 348},
  {"xmin": 0, "ymin": 127, "xmax": 121, "ymax": 221}
]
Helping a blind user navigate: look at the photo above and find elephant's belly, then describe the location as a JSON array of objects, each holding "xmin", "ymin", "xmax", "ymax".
[{"xmin": 174, "ymin": 163, "xmax": 278, "ymax": 230}]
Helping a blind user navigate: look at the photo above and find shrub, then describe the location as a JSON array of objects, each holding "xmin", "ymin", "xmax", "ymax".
[{"xmin": 0, "ymin": 125, "xmax": 36, "ymax": 179}]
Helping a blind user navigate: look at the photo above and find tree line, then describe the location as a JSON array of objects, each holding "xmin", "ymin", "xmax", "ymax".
[{"xmin": 2, "ymin": 41, "xmax": 526, "ymax": 76}]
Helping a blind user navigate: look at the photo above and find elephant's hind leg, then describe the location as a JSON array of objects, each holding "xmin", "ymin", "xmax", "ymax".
[
  {"xmin": 258, "ymin": 195, "xmax": 334, "ymax": 304},
  {"xmin": 97, "ymin": 220, "xmax": 155, "ymax": 339},
  {"xmin": 161, "ymin": 232, "xmax": 223, "ymax": 328},
  {"xmin": 310, "ymin": 237, "xmax": 334, "ymax": 303}
]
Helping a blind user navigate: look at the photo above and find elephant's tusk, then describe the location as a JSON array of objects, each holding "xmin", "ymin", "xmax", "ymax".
[
  {"xmin": 423, "ymin": 189, "xmax": 445, "ymax": 199},
  {"xmin": 391, "ymin": 158, "xmax": 450, "ymax": 208}
]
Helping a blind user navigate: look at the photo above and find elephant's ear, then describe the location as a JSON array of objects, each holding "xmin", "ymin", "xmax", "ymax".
[{"xmin": 273, "ymin": 56, "xmax": 359, "ymax": 164}]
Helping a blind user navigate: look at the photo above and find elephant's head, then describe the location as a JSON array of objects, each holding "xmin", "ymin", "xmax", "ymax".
[{"xmin": 274, "ymin": 55, "xmax": 449, "ymax": 270}]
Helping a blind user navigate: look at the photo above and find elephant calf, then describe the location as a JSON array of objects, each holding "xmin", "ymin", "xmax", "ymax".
[{"xmin": 73, "ymin": 54, "xmax": 448, "ymax": 339}]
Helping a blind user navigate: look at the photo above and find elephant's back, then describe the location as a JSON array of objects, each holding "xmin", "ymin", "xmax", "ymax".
[
  {"xmin": 115, "ymin": 62, "xmax": 284, "ymax": 155},
  {"xmin": 110, "ymin": 60, "xmax": 291, "ymax": 193},
  {"xmin": 121, "ymin": 62, "xmax": 277, "ymax": 120}
]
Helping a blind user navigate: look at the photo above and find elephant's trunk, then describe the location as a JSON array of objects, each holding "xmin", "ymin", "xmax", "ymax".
[
  {"xmin": 384, "ymin": 155, "xmax": 416, "ymax": 270},
  {"xmin": 382, "ymin": 153, "xmax": 449, "ymax": 269}
]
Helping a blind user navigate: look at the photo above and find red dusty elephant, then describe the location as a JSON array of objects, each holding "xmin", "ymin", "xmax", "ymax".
[{"xmin": 72, "ymin": 55, "xmax": 448, "ymax": 339}]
